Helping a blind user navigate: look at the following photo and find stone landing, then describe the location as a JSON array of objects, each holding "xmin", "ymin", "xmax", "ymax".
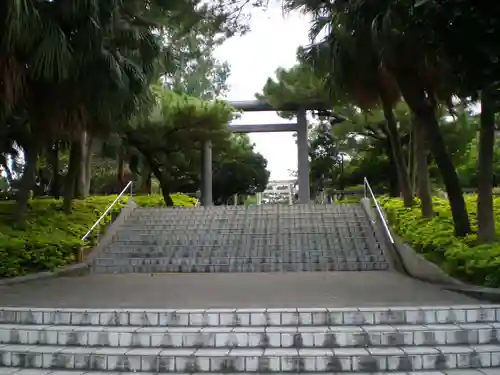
[{"xmin": 0, "ymin": 272, "xmax": 476, "ymax": 308}]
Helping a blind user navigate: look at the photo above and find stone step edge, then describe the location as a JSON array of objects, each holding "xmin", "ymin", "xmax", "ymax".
[
  {"xmin": 2, "ymin": 307, "xmax": 499, "ymax": 327},
  {"xmin": 6, "ymin": 306, "xmax": 497, "ymax": 311},
  {"xmin": 96, "ymin": 255, "xmax": 384, "ymax": 258},
  {"xmin": 93, "ymin": 256, "xmax": 385, "ymax": 260},
  {"xmin": 93, "ymin": 258, "xmax": 384, "ymax": 262},
  {"xmin": 1, "ymin": 342, "xmax": 500, "ymax": 356},
  {"xmin": 1, "ymin": 322, "xmax": 497, "ymax": 332},
  {"xmin": 0, "ymin": 344, "xmax": 499, "ymax": 373},
  {"xmin": 103, "ymin": 247, "xmax": 380, "ymax": 250},
  {"xmin": 0, "ymin": 323, "xmax": 499, "ymax": 349},
  {"xmin": 0, "ymin": 369, "xmax": 499, "ymax": 375}
]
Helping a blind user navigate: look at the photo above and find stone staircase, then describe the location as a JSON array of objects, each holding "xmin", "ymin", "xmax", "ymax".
[
  {"xmin": 91, "ymin": 204, "xmax": 389, "ymax": 273},
  {"xmin": 0, "ymin": 305, "xmax": 500, "ymax": 374}
]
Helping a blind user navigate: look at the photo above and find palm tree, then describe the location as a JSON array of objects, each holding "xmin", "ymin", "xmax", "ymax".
[
  {"xmin": 287, "ymin": 0, "xmax": 471, "ymax": 236},
  {"xmin": 286, "ymin": 0, "xmax": 414, "ymax": 208}
]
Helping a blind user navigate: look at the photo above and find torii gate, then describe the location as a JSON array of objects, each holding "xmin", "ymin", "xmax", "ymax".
[{"xmin": 200, "ymin": 99, "xmax": 341, "ymax": 206}]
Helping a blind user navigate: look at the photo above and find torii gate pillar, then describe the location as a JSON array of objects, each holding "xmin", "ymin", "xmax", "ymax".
[
  {"xmin": 200, "ymin": 140, "xmax": 213, "ymax": 206},
  {"xmin": 297, "ymin": 108, "xmax": 310, "ymax": 204}
]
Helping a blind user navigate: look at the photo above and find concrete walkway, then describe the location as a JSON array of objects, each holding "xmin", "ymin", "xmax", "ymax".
[{"xmin": 0, "ymin": 271, "xmax": 477, "ymax": 308}]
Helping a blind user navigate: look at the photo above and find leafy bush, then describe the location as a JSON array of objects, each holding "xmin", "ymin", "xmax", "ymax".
[
  {"xmin": 336, "ymin": 196, "xmax": 362, "ymax": 204},
  {"xmin": 134, "ymin": 193, "xmax": 198, "ymax": 207},
  {"xmin": 380, "ymin": 195, "xmax": 500, "ymax": 287},
  {"xmin": 0, "ymin": 193, "xmax": 196, "ymax": 278}
]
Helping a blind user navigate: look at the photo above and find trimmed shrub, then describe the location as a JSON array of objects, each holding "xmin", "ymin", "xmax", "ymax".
[
  {"xmin": 134, "ymin": 193, "xmax": 197, "ymax": 207},
  {"xmin": 380, "ymin": 195, "xmax": 500, "ymax": 287}
]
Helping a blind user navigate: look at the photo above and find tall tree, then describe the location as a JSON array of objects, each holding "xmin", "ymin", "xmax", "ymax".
[
  {"xmin": 284, "ymin": 0, "xmax": 473, "ymax": 236},
  {"xmin": 416, "ymin": 0, "xmax": 500, "ymax": 242},
  {"xmin": 125, "ymin": 88, "xmax": 234, "ymax": 205}
]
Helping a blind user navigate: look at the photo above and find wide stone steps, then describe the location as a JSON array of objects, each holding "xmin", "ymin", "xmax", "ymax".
[
  {"xmin": 100, "ymin": 247, "xmax": 383, "ymax": 256},
  {"xmin": 121, "ymin": 218, "xmax": 371, "ymax": 225},
  {"xmin": 109, "ymin": 236, "xmax": 378, "ymax": 246},
  {"xmin": 131, "ymin": 205, "xmax": 365, "ymax": 213},
  {"xmin": 91, "ymin": 261, "xmax": 388, "ymax": 274},
  {"xmin": 121, "ymin": 226, "xmax": 368, "ymax": 232},
  {"xmin": 91, "ymin": 259, "xmax": 388, "ymax": 274},
  {"xmin": 0, "ymin": 306, "xmax": 499, "ymax": 373},
  {"xmin": 92, "ymin": 203, "xmax": 388, "ymax": 274}
]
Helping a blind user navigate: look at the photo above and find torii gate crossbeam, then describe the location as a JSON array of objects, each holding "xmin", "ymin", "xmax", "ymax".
[{"xmin": 200, "ymin": 99, "xmax": 339, "ymax": 206}]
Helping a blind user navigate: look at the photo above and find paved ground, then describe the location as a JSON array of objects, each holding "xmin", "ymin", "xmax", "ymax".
[{"xmin": 0, "ymin": 271, "xmax": 478, "ymax": 308}]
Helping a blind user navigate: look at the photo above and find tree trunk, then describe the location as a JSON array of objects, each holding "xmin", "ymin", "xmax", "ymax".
[
  {"xmin": 414, "ymin": 120, "xmax": 433, "ymax": 217},
  {"xmin": 396, "ymin": 77, "xmax": 470, "ymax": 236},
  {"xmin": 140, "ymin": 150, "xmax": 172, "ymax": 205},
  {"xmin": 146, "ymin": 173, "xmax": 152, "ymax": 195},
  {"xmin": 477, "ymin": 88, "xmax": 496, "ymax": 243},
  {"xmin": 139, "ymin": 169, "xmax": 152, "ymax": 194},
  {"xmin": 63, "ymin": 141, "xmax": 82, "ymax": 214},
  {"xmin": 117, "ymin": 148, "xmax": 125, "ymax": 185},
  {"xmin": 381, "ymin": 98, "xmax": 413, "ymax": 206},
  {"xmin": 385, "ymin": 138, "xmax": 399, "ymax": 197},
  {"xmin": 152, "ymin": 170, "xmax": 173, "ymax": 206},
  {"xmin": 408, "ymin": 125, "xmax": 417, "ymax": 195},
  {"xmin": 129, "ymin": 154, "xmax": 140, "ymax": 186},
  {"xmin": 421, "ymin": 111, "xmax": 469, "ymax": 236},
  {"xmin": 13, "ymin": 145, "xmax": 38, "ymax": 226},
  {"xmin": 75, "ymin": 131, "xmax": 88, "ymax": 199},
  {"xmin": 84, "ymin": 136, "xmax": 93, "ymax": 196},
  {"xmin": 50, "ymin": 141, "xmax": 60, "ymax": 199}
]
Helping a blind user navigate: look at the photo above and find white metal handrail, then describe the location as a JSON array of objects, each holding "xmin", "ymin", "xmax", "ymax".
[
  {"xmin": 81, "ymin": 181, "xmax": 134, "ymax": 241},
  {"xmin": 363, "ymin": 177, "xmax": 394, "ymax": 244}
]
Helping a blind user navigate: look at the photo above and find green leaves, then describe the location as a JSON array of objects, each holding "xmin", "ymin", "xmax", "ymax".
[
  {"xmin": 0, "ymin": 193, "xmax": 196, "ymax": 278},
  {"xmin": 381, "ymin": 195, "xmax": 500, "ymax": 287},
  {"xmin": 212, "ymin": 134, "xmax": 270, "ymax": 202},
  {"xmin": 257, "ymin": 65, "xmax": 332, "ymax": 119},
  {"xmin": 123, "ymin": 88, "xmax": 235, "ymax": 199}
]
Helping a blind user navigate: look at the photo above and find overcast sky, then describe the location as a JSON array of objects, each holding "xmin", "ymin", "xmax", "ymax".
[{"xmin": 214, "ymin": 4, "xmax": 310, "ymax": 181}]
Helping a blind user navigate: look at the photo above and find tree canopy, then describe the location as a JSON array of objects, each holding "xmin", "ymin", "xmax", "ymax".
[
  {"xmin": 0, "ymin": 0, "xmax": 271, "ymax": 224},
  {"xmin": 258, "ymin": 0, "xmax": 500, "ymax": 241}
]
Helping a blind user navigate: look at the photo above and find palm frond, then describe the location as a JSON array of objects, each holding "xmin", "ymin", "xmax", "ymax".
[{"xmin": 30, "ymin": 19, "xmax": 73, "ymax": 81}]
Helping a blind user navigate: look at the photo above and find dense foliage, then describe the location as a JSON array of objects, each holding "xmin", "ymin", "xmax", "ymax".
[
  {"xmin": 252, "ymin": 0, "xmax": 500, "ymax": 286},
  {"xmin": 0, "ymin": 194, "xmax": 196, "ymax": 278},
  {"xmin": 0, "ymin": 0, "xmax": 270, "ymax": 225},
  {"xmin": 380, "ymin": 196, "xmax": 500, "ymax": 287}
]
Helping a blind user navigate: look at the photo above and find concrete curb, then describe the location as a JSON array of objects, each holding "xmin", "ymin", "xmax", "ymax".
[
  {"xmin": 360, "ymin": 198, "xmax": 406, "ymax": 274},
  {"xmin": 360, "ymin": 198, "xmax": 500, "ymax": 302},
  {"xmin": 83, "ymin": 200, "xmax": 137, "ymax": 263},
  {"xmin": 0, "ymin": 200, "xmax": 138, "ymax": 286},
  {"xmin": 0, "ymin": 263, "xmax": 89, "ymax": 286}
]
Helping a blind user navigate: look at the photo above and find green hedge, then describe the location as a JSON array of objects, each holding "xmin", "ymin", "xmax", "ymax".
[
  {"xmin": 0, "ymin": 193, "xmax": 196, "ymax": 278},
  {"xmin": 335, "ymin": 196, "xmax": 362, "ymax": 204},
  {"xmin": 379, "ymin": 195, "xmax": 500, "ymax": 287},
  {"xmin": 134, "ymin": 193, "xmax": 198, "ymax": 207}
]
